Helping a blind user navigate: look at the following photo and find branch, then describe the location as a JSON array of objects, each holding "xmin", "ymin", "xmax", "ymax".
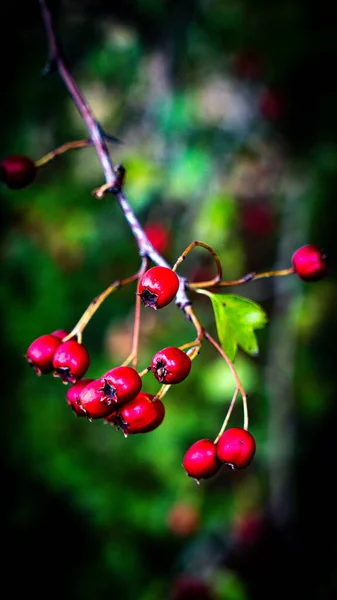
[{"xmin": 38, "ymin": 0, "xmax": 190, "ymax": 308}]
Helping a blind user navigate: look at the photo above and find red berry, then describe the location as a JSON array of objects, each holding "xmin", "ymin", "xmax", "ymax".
[
  {"xmin": 241, "ymin": 203, "xmax": 275, "ymax": 237},
  {"xmin": 77, "ymin": 378, "xmax": 117, "ymax": 419},
  {"xmin": 52, "ymin": 340, "xmax": 90, "ymax": 384},
  {"xmin": 137, "ymin": 266, "xmax": 179, "ymax": 310},
  {"xmin": 99, "ymin": 365, "xmax": 142, "ymax": 406},
  {"xmin": 216, "ymin": 427, "xmax": 256, "ymax": 469},
  {"xmin": 51, "ymin": 329, "xmax": 73, "ymax": 342},
  {"xmin": 25, "ymin": 333, "xmax": 62, "ymax": 376},
  {"xmin": 166, "ymin": 502, "xmax": 200, "ymax": 537},
  {"xmin": 258, "ymin": 88, "xmax": 285, "ymax": 121},
  {"xmin": 292, "ymin": 244, "xmax": 328, "ymax": 282},
  {"xmin": 144, "ymin": 222, "xmax": 171, "ymax": 254},
  {"xmin": 65, "ymin": 377, "xmax": 95, "ymax": 417},
  {"xmin": 182, "ymin": 439, "xmax": 221, "ymax": 481},
  {"xmin": 106, "ymin": 392, "xmax": 165, "ymax": 436},
  {"xmin": 0, "ymin": 154, "xmax": 37, "ymax": 189},
  {"xmin": 151, "ymin": 346, "xmax": 192, "ymax": 384}
]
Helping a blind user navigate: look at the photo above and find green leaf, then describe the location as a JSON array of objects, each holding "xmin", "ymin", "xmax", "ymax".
[{"xmin": 198, "ymin": 291, "xmax": 268, "ymax": 361}]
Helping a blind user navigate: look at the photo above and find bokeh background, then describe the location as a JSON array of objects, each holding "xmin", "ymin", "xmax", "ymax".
[{"xmin": 1, "ymin": 1, "xmax": 337, "ymax": 599}]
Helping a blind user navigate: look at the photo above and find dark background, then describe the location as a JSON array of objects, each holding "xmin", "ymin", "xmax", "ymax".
[{"xmin": 1, "ymin": 1, "xmax": 337, "ymax": 599}]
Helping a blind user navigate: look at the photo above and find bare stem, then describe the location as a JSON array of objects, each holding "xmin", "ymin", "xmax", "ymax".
[
  {"xmin": 189, "ymin": 266, "xmax": 295, "ymax": 290},
  {"xmin": 173, "ymin": 240, "xmax": 223, "ymax": 286},
  {"xmin": 38, "ymin": 0, "xmax": 191, "ymax": 309},
  {"xmin": 214, "ymin": 388, "xmax": 239, "ymax": 444},
  {"xmin": 35, "ymin": 138, "xmax": 92, "ymax": 167}
]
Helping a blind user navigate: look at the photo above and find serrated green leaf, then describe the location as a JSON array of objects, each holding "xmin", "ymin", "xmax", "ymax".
[{"xmin": 198, "ymin": 290, "xmax": 268, "ymax": 361}]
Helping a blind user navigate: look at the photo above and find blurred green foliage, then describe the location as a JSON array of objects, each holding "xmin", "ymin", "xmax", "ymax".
[{"xmin": 1, "ymin": 1, "xmax": 337, "ymax": 599}]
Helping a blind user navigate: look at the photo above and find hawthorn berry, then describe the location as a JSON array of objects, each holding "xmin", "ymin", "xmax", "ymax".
[
  {"xmin": 106, "ymin": 392, "xmax": 165, "ymax": 436},
  {"xmin": 292, "ymin": 244, "xmax": 328, "ymax": 282},
  {"xmin": 52, "ymin": 339, "xmax": 90, "ymax": 384},
  {"xmin": 151, "ymin": 346, "xmax": 192, "ymax": 384},
  {"xmin": 0, "ymin": 154, "xmax": 37, "ymax": 189},
  {"xmin": 182, "ymin": 439, "xmax": 221, "ymax": 481},
  {"xmin": 99, "ymin": 365, "xmax": 142, "ymax": 406},
  {"xmin": 77, "ymin": 378, "xmax": 117, "ymax": 419},
  {"xmin": 144, "ymin": 222, "xmax": 171, "ymax": 254},
  {"xmin": 216, "ymin": 427, "xmax": 256, "ymax": 469},
  {"xmin": 137, "ymin": 265, "xmax": 179, "ymax": 310},
  {"xmin": 25, "ymin": 333, "xmax": 62, "ymax": 376},
  {"xmin": 65, "ymin": 377, "xmax": 95, "ymax": 417}
]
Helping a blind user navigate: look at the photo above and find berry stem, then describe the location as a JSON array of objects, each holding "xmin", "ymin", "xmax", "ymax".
[
  {"xmin": 173, "ymin": 240, "xmax": 222, "ymax": 286},
  {"xmin": 121, "ymin": 278, "xmax": 145, "ymax": 369},
  {"xmin": 213, "ymin": 387, "xmax": 239, "ymax": 444},
  {"xmin": 203, "ymin": 330, "xmax": 248, "ymax": 430},
  {"xmin": 153, "ymin": 383, "xmax": 171, "ymax": 401},
  {"xmin": 34, "ymin": 138, "xmax": 93, "ymax": 167},
  {"xmin": 188, "ymin": 266, "xmax": 295, "ymax": 290},
  {"xmin": 63, "ymin": 259, "xmax": 148, "ymax": 341}
]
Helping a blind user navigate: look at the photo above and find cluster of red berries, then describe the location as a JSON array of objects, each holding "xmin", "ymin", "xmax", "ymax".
[{"xmin": 182, "ymin": 428, "xmax": 256, "ymax": 482}]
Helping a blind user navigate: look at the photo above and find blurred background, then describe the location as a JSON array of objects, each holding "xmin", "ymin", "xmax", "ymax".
[{"xmin": 1, "ymin": 1, "xmax": 336, "ymax": 599}]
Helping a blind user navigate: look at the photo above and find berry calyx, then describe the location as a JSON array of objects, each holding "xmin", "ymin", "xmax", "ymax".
[
  {"xmin": 151, "ymin": 346, "xmax": 192, "ymax": 384},
  {"xmin": 52, "ymin": 339, "xmax": 90, "ymax": 384},
  {"xmin": 137, "ymin": 266, "xmax": 179, "ymax": 310},
  {"xmin": 25, "ymin": 333, "xmax": 62, "ymax": 376},
  {"xmin": 106, "ymin": 392, "xmax": 165, "ymax": 436},
  {"xmin": 77, "ymin": 378, "xmax": 117, "ymax": 419},
  {"xmin": 99, "ymin": 365, "xmax": 142, "ymax": 406},
  {"xmin": 0, "ymin": 154, "xmax": 37, "ymax": 189},
  {"xmin": 292, "ymin": 244, "xmax": 328, "ymax": 282},
  {"xmin": 216, "ymin": 427, "xmax": 256, "ymax": 469},
  {"xmin": 182, "ymin": 439, "xmax": 221, "ymax": 481},
  {"xmin": 66, "ymin": 377, "xmax": 95, "ymax": 417}
]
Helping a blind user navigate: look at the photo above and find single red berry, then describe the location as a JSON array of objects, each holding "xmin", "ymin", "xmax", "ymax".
[
  {"xmin": 166, "ymin": 502, "xmax": 200, "ymax": 537},
  {"xmin": 144, "ymin": 222, "xmax": 171, "ymax": 254},
  {"xmin": 216, "ymin": 427, "xmax": 256, "ymax": 469},
  {"xmin": 0, "ymin": 154, "xmax": 37, "ymax": 189},
  {"xmin": 137, "ymin": 266, "xmax": 179, "ymax": 310},
  {"xmin": 77, "ymin": 379, "xmax": 117, "ymax": 419},
  {"xmin": 65, "ymin": 377, "xmax": 95, "ymax": 417},
  {"xmin": 106, "ymin": 392, "xmax": 165, "ymax": 436},
  {"xmin": 292, "ymin": 244, "xmax": 328, "ymax": 282},
  {"xmin": 241, "ymin": 203, "xmax": 275, "ymax": 237},
  {"xmin": 99, "ymin": 365, "xmax": 142, "ymax": 406},
  {"xmin": 182, "ymin": 439, "xmax": 221, "ymax": 481},
  {"xmin": 258, "ymin": 88, "xmax": 285, "ymax": 121},
  {"xmin": 151, "ymin": 346, "xmax": 192, "ymax": 384},
  {"xmin": 25, "ymin": 333, "xmax": 62, "ymax": 376},
  {"xmin": 52, "ymin": 339, "xmax": 90, "ymax": 384},
  {"xmin": 51, "ymin": 329, "xmax": 71, "ymax": 340}
]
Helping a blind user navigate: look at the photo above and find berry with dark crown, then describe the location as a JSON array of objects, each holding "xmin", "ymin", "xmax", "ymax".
[
  {"xmin": 52, "ymin": 339, "xmax": 90, "ymax": 384},
  {"xmin": 151, "ymin": 346, "xmax": 192, "ymax": 384},
  {"xmin": 137, "ymin": 266, "xmax": 179, "ymax": 310},
  {"xmin": 106, "ymin": 392, "xmax": 165, "ymax": 436},
  {"xmin": 25, "ymin": 333, "xmax": 62, "ymax": 376}
]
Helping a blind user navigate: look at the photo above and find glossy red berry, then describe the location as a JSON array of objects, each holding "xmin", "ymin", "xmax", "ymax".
[
  {"xmin": 106, "ymin": 392, "xmax": 165, "ymax": 436},
  {"xmin": 182, "ymin": 439, "xmax": 221, "ymax": 481},
  {"xmin": 144, "ymin": 222, "xmax": 171, "ymax": 254},
  {"xmin": 151, "ymin": 347, "xmax": 192, "ymax": 384},
  {"xmin": 292, "ymin": 244, "xmax": 328, "ymax": 282},
  {"xmin": 0, "ymin": 154, "xmax": 37, "ymax": 189},
  {"xmin": 25, "ymin": 333, "xmax": 62, "ymax": 376},
  {"xmin": 51, "ymin": 329, "xmax": 71, "ymax": 340},
  {"xmin": 216, "ymin": 427, "xmax": 256, "ymax": 469},
  {"xmin": 52, "ymin": 340, "xmax": 90, "ymax": 384},
  {"xmin": 137, "ymin": 266, "xmax": 179, "ymax": 310},
  {"xmin": 77, "ymin": 378, "xmax": 117, "ymax": 419},
  {"xmin": 99, "ymin": 365, "xmax": 142, "ymax": 406},
  {"xmin": 65, "ymin": 378, "xmax": 95, "ymax": 417}
]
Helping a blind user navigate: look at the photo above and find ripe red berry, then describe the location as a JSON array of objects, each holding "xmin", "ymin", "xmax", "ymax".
[
  {"xmin": 65, "ymin": 377, "xmax": 95, "ymax": 417},
  {"xmin": 144, "ymin": 222, "xmax": 171, "ymax": 254},
  {"xmin": 182, "ymin": 439, "xmax": 221, "ymax": 481},
  {"xmin": 0, "ymin": 154, "xmax": 37, "ymax": 189},
  {"xmin": 216, "ymin": 427, "xmax": 256, "ymax": 469},
  {"xmin": 25, "ymin": 333, "xmax": 62, "ymax": 376},
  {"xmin": 166, "ymin": 502, "xmax": 200, "ymax": 537},
  {"xmin": 52, "ymin": 340, "xmax": 90, "ymax": 384},
  {"xmin": 151, "ymin": 346, "xmax": 192, "ymax": 384},
  {"xmin": 99, "ymin": 365, "xmax": 142, "ymax": 406},
  {"xmin": 292, "ymin": 244, "xmax": 328, "ymax": 282},
  {"xmin": 51, "ymin": 329, "xmax": 71, "ymax": 340},
  {"xmin": 106, "ymin": 392, "xmax": 165, "ymax": 436},
  {"xmin": 77, "ymin": 378, "xmax": 117, "ymax": 419},
  {"xmin": 137, "ymin": 266, "xmax": 179, "ymax": 310}
]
